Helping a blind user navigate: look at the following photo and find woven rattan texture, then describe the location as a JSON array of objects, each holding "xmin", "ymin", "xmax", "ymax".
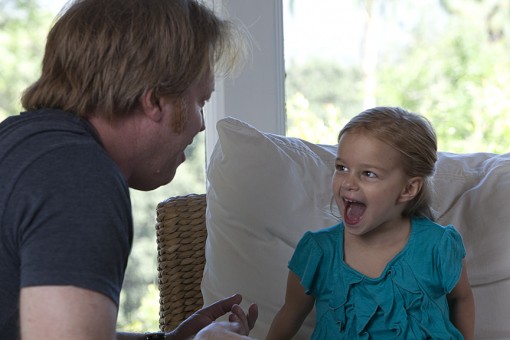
[{"xmin": 156, "ymin": 194, "xmax": 207, "ymax": 332}]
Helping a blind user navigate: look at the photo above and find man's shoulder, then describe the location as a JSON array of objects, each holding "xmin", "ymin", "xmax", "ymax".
[
  {"xmin": 0, "ymin": 109, "xmax": 126, "ymax": 214},
  {"xmin": 1, "ymin": 109, "xmax": 98, "ymax": 149}
]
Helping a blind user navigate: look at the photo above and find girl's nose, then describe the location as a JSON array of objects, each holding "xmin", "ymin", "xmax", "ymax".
[{"xmin": 342, "ymin": 174, "xmax": 359, "ymax": 191}]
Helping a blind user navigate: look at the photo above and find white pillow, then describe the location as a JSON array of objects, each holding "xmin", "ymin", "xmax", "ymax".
[{"xmin": 203, "ymin": 117, "xmax": 338, "ymax": 339}]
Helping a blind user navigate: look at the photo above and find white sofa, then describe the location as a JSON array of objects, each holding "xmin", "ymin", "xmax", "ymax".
[{"xmin": 202, "ymin": 117, "xmax": 510, "ymax": 339}]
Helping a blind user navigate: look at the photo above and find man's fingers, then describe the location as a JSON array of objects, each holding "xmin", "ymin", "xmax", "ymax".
[
  {"xmin": 194, "ymin": 321, "xmax": 254, "ymax": 340},
  {"xmin": 197, "ymin": 294, "xmax": 258, "ymax": 336},
  {"xmin": 229, "ymin": 304, "xmax": 249, "ymax": 335},
  {"xmin": 198, "ymin": 294, "xmax": 243, "ymax": 320},
  {"xmin": 247, "ymin": 303, "xmax": 258, "ymax": 330},
  {"xmin": 229, "ymin": 303, "xmax": 258, "ymax": 335}
]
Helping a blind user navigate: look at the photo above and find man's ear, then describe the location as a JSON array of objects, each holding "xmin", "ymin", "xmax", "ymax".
[
  {"xmin": 398, "ymin": 177, "xmax": 423, "ymax": 203},
  {"xmin": 140, "ymin": 88, "xmax": 163, "ymax": 122}
]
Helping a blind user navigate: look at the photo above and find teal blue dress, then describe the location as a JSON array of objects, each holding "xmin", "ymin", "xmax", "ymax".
[{"xmin": 289, "ymin": 217, "xmax": 465, "ymax": 339}]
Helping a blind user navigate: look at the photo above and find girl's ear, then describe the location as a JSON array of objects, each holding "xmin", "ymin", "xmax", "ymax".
[
  {"xmin": 398, "ymin": 177, "xmax": 423, "ymax": 203},
  {"xmin": 140, "ymin": 88, "xmax": 163, "ymax": 122}
]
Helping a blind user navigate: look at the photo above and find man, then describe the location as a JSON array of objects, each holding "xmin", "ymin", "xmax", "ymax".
[{"xmin": 0, "ymin": 0, "xmax": 257, "ymax": 339}]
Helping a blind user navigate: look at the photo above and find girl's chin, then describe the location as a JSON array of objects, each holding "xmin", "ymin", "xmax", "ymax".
[{"xmin": 344, "ymin": 222, "xmax": 364, "ymax": 233}]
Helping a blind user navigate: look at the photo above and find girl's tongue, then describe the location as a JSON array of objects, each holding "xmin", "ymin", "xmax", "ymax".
[{"xmin": 344, "ymin": 201, "xmax": 366, "ymax": 225}]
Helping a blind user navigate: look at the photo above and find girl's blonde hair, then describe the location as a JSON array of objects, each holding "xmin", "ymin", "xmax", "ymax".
[
  {"xmin": 22, "ymin": 0, "xmax": 248, "ymax": 129},
  {"xmin": 338, "ymin": 106, "xmax": 438, "ymax": 220}
]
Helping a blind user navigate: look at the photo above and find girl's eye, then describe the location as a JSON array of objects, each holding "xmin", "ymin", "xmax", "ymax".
[
  {"xmin": 364, "ymin": 171, "xmax": 377, "ymax": 178},
  {"xmin": 335, "ymin": 164, "xmax": 347, "ymax": 172}
]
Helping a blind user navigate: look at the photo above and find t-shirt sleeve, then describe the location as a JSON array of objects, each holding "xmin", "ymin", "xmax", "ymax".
[
  {"xmin": 16, "ymin": 145, "xmax": 132, "ymax": 306},
  {"xmin": 437, "ymin": 225, "xmax": 466, "ymax": 294},
  {"xmin": 288, "ymin": 231, "xmax": 323, "ymax": 295}
]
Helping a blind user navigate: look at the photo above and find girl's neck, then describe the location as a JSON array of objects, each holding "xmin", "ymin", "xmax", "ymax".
[
  {"xmin": 345, "ymin": 216, "xmax": 411, "ymax": 248},
  {"xmin": 343, "ymin": 217, "xmax": 412, "ymax": 278}
]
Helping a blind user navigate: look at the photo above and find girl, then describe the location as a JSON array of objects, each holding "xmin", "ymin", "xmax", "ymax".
[{"xmin": 266, "ymin": 107, "xmax": 475, "ymax": 339}]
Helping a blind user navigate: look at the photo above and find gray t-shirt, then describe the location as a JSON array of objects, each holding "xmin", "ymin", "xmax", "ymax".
[{"xmin": 0, "ymin": 109, "xmax": 133, "ymax": 339}]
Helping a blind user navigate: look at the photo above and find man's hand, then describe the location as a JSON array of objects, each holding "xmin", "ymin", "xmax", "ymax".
[
  {"xmin": 194, "ymin": 321, "xmax": 256, "ymax": 340},
  {"xmin": 228, "ymin": 302, "xmax": 258, "ymax": 336},
  {"xmin": 169, "ymin": 294, "xmax": 258, "ymax": 339}
]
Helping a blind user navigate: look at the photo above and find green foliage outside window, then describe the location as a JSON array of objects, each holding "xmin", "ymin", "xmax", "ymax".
[{"xmin": 285, "ymin": 0, "xmax": 510, "ymax": 153}]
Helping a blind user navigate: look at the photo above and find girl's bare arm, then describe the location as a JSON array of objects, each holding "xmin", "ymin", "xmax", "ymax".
[
  {"xmin": 447, "ymin": 259, "xmax": 475, "ymax": 340},
  {"xmin": 266, "ymin": 271, "xmax": 315, "ymax": 340}
]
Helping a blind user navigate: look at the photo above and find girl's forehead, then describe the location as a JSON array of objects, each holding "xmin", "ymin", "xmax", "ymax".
[
  {"xmin": 337, "ymin": 132, "xmax": 401, "ymax": 161},
  {"xmin": 338, "ymin": 130, "xmax": 383, "ymax": 146}
]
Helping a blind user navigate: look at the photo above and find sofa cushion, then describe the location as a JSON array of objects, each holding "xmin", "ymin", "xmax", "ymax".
[
  {"xmin": 433, "ymin": 152, "xmax": 510, "ymax": 285},
  {"xmin": 203, "ymin": 117, "xmax": 510, "ymax": 339}
]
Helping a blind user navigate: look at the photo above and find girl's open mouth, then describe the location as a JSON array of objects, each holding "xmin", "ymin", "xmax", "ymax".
[{"xmin": 343, "ymin": 198, "xmax": 366, "ymax": 225}]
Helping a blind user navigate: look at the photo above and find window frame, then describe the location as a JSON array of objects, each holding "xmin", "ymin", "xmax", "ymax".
[{"xmin": 204, "ymin": 0, "xmax": 286, "ymax": 163}]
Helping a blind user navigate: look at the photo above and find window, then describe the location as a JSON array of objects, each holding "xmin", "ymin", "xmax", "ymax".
[
  {"xmin": 209, "ymin": 0, "xmax": 510, "ymax": 154},
  {"xmin": 283, "ymin": 0, "xmax": 510, "ymax": 152}
]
